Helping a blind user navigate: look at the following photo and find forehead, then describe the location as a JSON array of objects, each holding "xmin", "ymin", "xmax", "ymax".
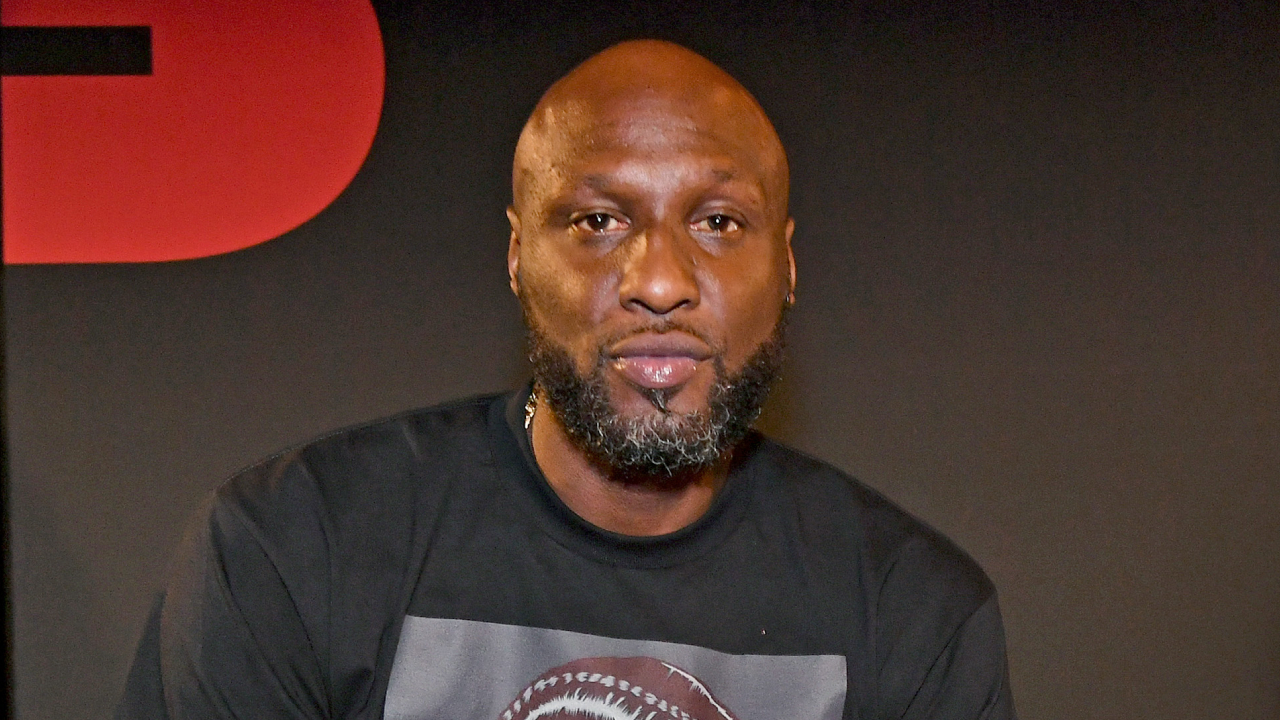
[{"xmin": 519, "ymin": 90, "xmax": 784, "ymax": 203}]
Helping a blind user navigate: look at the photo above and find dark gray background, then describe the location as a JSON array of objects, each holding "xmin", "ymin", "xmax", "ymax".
[{"xmin": 5, "ymin": 1, "xmax": 1278, "ymax": 718}]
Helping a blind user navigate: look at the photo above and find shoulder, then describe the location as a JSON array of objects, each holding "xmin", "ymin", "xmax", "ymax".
[
  {"xmin": 152, "ymin": 397, "xmax": 510, "ymax": 718},
  {"xmin": 750, "ymin": 436, "xmax": 995, "ymax": 612},
  {"xmin": 210, "ymin": 392, "xmax": 504, "ymax": 538},
  {"xmin": 748, "ymin": 437, "xmax": 1008, "ymax": 712}
]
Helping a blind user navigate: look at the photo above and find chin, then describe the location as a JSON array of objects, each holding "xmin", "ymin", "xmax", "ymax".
[{"xmin": 524, "ymin": 302, "xmax": 789, "ymax": 479}]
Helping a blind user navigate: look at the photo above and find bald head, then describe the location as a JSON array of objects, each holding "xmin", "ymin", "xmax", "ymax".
[{"xmin": 512, "ymin": 40, "xmax": 789, "ymax": 216}]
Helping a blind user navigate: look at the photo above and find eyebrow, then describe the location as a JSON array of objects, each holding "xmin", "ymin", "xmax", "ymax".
[{"xmin": 581, "ymin": 174, "xmax": 613, "ymax": 191}]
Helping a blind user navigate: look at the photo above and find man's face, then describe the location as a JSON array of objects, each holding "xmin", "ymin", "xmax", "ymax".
[{"xmin": 509, "ymin": 85, "xmax": 795, "ymax": 474}]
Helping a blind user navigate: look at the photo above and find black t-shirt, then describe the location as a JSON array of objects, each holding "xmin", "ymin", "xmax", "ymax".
[{"xmin": 117, "ymin": 389, "xmax": 1016, "ymax": 720}]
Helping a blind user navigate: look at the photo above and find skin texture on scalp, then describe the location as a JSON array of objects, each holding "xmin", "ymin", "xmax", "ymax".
[
  {"xmin": 507, "ymin": 40, "xmax": 796, "ymax": 536},
  {"xmin": 512, "ymin": 43, "xmax": 789, "ymax": 226}
]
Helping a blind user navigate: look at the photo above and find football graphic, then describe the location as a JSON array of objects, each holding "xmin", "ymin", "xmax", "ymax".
[{"xmin": 499, "ymin": 656, "xmax": 741, "ymax": 720}]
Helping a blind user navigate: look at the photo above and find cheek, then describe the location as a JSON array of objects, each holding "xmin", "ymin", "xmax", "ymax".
[
  {"xmin": 701, "ymin": 255, "xmax": 788, "ymax": 360},
  {"xmin": 520, "ymin": 244, "xmax": 621, "ymax": 348}
]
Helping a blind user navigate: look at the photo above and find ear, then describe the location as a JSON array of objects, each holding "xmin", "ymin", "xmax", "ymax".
[
  {"xmin": 506, "ymin": 206, "xmax": 522, "ymax": 296},
  {"xmin": 784, "ymin": 217, "xmax": 797, "ymax": 298}
]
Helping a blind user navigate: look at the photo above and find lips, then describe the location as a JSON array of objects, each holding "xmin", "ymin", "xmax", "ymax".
[
  {"xmin": 611, "ymin": 356, "xmax": 699, "ymax": 388},
  {"xmin": 608, "ymin": 333, "xmax": 712, "ymax": 390}
]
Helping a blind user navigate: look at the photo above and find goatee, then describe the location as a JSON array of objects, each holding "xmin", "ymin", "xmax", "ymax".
[{"xmin": 525, "ymin": 310, "xmax": 787, "ymax": 483}]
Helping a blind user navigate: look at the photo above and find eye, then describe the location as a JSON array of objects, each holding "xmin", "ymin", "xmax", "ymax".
[
  {"xmin": 692, "ymin": 214, "xmax": 742, "ymax": 234},
  {"xmin": 572, "ymin": 212, "xmax": 628, "ymax": 233}
]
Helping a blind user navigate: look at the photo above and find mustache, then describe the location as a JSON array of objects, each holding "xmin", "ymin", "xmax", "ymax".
[
  {"xmin": 515, "ymin": 283, "xmax": 720, "ymax": 354},
  {"xmin": 595, "ymin": 320, "xmax": 720, "ymax": 353}
]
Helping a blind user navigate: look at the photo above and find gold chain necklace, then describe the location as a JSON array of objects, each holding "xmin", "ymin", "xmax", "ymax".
[{"xmin": 524, "ymin": 387, "xmax": 538, "ymax": 432}]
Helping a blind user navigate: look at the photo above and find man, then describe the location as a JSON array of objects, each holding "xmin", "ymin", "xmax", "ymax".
[{"xmin": 117, "ymin": 40, "xmax": 1016, "ymax": 719}]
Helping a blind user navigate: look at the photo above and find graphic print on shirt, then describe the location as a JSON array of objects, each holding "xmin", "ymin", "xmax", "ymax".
[
  {"xmin": 383, "ymin": 617, "xmax": 846, "ymax": 720},
  {"xmin": 499, "ymin": 655, "xmax": 739, "ymax": 720}
]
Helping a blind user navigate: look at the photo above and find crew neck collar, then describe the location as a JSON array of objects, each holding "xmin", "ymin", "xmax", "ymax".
[{"xmin": 487, "ymin": 385, "xmax": 758, "ymax": 569}]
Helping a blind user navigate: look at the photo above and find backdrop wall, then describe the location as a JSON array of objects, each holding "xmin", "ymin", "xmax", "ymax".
[{"xmin": 5, "ymin": 2, "xmax": 1278, "ymax": 718}]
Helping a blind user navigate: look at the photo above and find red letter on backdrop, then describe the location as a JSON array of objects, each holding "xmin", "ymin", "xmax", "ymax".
[{"xmin": 2, "ymin": 0, "xmax": 384, "ymax": 263}]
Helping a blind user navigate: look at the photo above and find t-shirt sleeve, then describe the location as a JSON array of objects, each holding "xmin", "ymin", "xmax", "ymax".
[
  {"xmin": 116, "ymin": 481, "xmax": 332, "ymax": 719},
  {"xmin": 894, "ymin": 595, "xmax": 1016, "ymax": 720},
  {"xmin": 873, "ymin": 534, "xmax": 1017, "ymax": 720},
  {"xmin": 116, "ymin": 409, "xmax": 452, "ymax": 720},
  {"xmin": 115, "ymin": 593, "xmax": 169, "ymax": 720}
]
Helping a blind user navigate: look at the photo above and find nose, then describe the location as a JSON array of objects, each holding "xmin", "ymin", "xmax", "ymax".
[{"xmin": 617, "ymin": 224, "xmax": 700, "ymax": 316}]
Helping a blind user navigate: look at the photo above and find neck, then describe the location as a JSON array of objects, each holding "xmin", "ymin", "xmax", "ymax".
[{"xmin": 529, "ymin": 400, "xmax": 730, "ymax": 537}]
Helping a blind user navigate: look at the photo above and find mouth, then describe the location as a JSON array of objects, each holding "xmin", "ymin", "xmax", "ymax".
[{"xmin": 607, "ymin": 332, "xmax": 713, "ymax": 393}]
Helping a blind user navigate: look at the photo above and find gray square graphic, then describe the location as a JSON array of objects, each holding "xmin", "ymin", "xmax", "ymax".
[{"xmin": 385, "ymin": 617, "xmax": 846, "ymax": 720}]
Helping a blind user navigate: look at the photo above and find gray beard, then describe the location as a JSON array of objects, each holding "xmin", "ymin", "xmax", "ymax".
[{"xmin": 525, "ymin": 312, "xmax": 787, "ymax": 483}]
